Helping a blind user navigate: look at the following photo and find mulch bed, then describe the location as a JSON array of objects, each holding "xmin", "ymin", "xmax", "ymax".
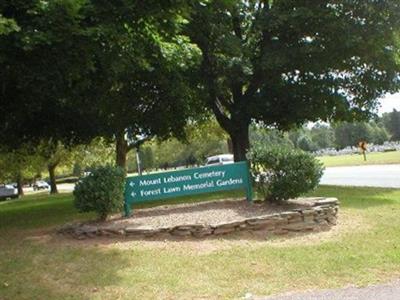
[
  {"xmin": 99, "ymin": 198, "xmax": 309, "ymax": 229},
  {"xmin": 58, "ymin": 197, "xmax": 338, "ymax": 239}
]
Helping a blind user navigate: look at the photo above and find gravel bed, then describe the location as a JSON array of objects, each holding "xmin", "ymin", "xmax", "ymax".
[{"xmin": 104, "ymin": 198, "xmax": 308, "ymax": 229}]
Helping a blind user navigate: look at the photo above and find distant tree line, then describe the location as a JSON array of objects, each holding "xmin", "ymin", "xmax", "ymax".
[
  {"xmin": 125, "ymin": 110, "xmax": 400, "ymax": 172},
  {"xmin": 252, "ymin": 109, "xmax": 400, "ymax": 153}
]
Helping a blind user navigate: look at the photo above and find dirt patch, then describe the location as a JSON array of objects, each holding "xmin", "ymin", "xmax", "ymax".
[{"xmin": 91, "ymin": 198, "xmax": 307, "ymax": 229}]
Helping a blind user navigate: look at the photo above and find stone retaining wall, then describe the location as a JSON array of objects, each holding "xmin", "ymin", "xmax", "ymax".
[{"xmin": 59, "ymin": 197, "xmax": 339, "ymax": 240}]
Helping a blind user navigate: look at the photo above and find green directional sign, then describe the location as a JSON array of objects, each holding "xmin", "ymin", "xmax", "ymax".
[{"xmin": 124, "ymin": 161, "xmax": 253, "ymax": 216}]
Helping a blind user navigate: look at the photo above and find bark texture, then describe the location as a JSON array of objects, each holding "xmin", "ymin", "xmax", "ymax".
[
  {"xmin": 16, "ymin": 174, "xmax": 24, "ymax": 196},
  {"xmin": 116, "ymin": 132, "xmax": 128, "ymax": 172},
  {"xmin": 48, "ymin": 163, "xmax": 58, "ymax": 194}
]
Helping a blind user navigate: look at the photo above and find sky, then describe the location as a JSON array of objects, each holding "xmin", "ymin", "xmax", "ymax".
[{"xmin": 378, "ymin": 93, "xmax": 400, "ymax": 115}]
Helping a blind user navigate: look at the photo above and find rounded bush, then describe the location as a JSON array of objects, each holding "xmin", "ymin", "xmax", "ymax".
[
  {"xmin": 248, "ymin": 146, "xmax": 324, "ymax": 202},
  {"xmin": 73, "ymin": 166, "xmax": 125, "ymax": 221}
]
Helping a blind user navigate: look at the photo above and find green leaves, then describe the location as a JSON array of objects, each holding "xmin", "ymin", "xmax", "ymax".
[
  {"xmin": 187, "ymin": 0, "xmax": 400, "ymax": 128},
  {"xmin": 0, "ymin": 15, "xmax": 19, "ymax": 35},
  {"xmin": 73, "ymin": 166, "xmax": 125, "ymax": 220},
  {"xmin": 248, "ymin": 145, "xmax": 324, "ymax": 202},
  {"xmin": 0, "ymin": 0, "xmax": 202, "ymax": 152}
]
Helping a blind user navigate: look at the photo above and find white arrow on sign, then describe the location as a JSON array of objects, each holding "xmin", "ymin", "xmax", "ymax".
[
  {"xmin": 129, "ymin": 182, "xmax": 135, "ymax": 187},
  {"xmin": 131, "ymin": 192, "xmax": 136, "ymax": 197}
]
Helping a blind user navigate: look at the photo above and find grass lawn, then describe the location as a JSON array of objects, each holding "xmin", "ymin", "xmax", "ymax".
[
  {"xmin": 317, "ymin": 150, "xmax": 400, "ymax": 167},
  {"xmin": 1, "ymin": 186, "xmax": 400, "ymax": 299}
]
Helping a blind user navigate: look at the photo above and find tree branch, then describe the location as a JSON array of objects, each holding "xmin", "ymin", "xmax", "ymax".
[
  {"xmin": 210, "ymin": 99, "xmax": 233, "ymax": 133},
  {"xmin": 48, "ymin": 157, "xmax": 61, "ymax": 169},
  {"xmin": 201, "ymin": 46, "xmax": 235, "ymax": 133},
  {"xmin": 231, "ymin": 9, "xmax": 242, "ymax": 40},
  {"xmin": 127, "ymin": 135, "xmax": 151, "ymax": 151}
]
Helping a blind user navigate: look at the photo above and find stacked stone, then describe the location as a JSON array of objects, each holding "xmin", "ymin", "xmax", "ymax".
[{"xmin": 58, "ymin": 197, "xmax": 339, "ymax": 240}]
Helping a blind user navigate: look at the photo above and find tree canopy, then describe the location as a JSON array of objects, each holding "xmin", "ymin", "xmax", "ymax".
[
  {"xmin": 1, "ymin": 0, "xmax": 400, "ymax": 167},
  {"xmin": 0, "ymin": 0, "xmax": 100, "ymax": 147},
  {"xmin": 186, "ymin": 0, "xmax": 400, "ymax": 160},
  {"xmin": 0, "ymin": 0, "xmax": 202, "ymax": 171}
]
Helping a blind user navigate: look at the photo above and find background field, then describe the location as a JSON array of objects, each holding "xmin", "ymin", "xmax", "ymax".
[
  {"xmin": 1, "ymin": 186, "xmax": 400, "ymax": 299},
  {"xmin": 317, "ymin": 151, "xmax": 400, "ymax": 167}
]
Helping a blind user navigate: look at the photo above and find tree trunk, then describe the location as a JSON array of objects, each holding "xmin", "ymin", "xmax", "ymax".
[
  {"xmin": 229, "ymin": 123, "xmax": 250, "ymax": 162},
  {"xmin": 116, "ymin": 132, "xmax": 128, "ymax": 172},
  {"xmin": 16, "ymin": 174, "xmax": 24, "ymax": 197},
  {"xmin": 48, "ymin": 164, "xmax": 58, "ymax": 194}
]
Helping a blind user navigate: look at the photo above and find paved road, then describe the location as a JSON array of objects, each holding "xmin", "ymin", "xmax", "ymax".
[
  {"xmin": 23, "ymin": 183, "xmax": 75, "ymax": 194},
  {"xmin": 262, "ymin": 280, "xmax": 400, "ymax": 300},
  {"xmin": 321, "ymin": 164, "xmax": 400, "ymax": 188}
]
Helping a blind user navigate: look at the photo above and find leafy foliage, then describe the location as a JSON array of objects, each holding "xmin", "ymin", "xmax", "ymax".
[
  {"xmin": 127, "ymin": 119, "xmax": 228, "ymax": 171},
  {"xmin": 0, "ymin": 14, "xmax": 19, "ymax": 35},
  {"xmin": 0, "ymin": 144, "xmax": 44, "ymax": 195},
  {"xmin": 383, "ymin": 109, "xmax": 400, "ymax": 141},
  {"xmin": 0, "ymin": 1, "xmax": 100, "ymax": 147},
  {"xmin": 0, "ymin": 1, "xmax": 202, "ymax": 171},
  {"xmin": 73, "ymin": 166, "xmax": 125, "ymax": 221},
  {"xmin": 333, "ymin": 122, "xmax": 373, "ymax": 148},
  {"xmin": 73, "ymin": 138, "xmax": 115, "ymax": 175},
  {"xmin": 250, "ymin": 125, "xmax": 294, "ymax": 150},
  {"xmin": 297, "ymin": 135, "xmax": 317, "ymax": 152},
  {"xmin": 309, "ymin": 124, "xmax": 336, "ymax": 149},
  {"xmin": 248, "ymin": 146, "xmax": 324, "ymax": 202},
  {"xmin": 186, "ymin": 0, "xmax": 400, "ymax": 160}
]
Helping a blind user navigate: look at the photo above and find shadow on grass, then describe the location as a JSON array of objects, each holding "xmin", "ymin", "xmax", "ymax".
[
  {"xmin": 3, "ymin": 187, "xmax": 400, "ymax": 299},
  {"xmin": 0, "ymin": 240, "xmax": 130, "ymax": 299},
  {"xmin": 0, "ymin": 193, "xmax": 94, "ymax": 232}
]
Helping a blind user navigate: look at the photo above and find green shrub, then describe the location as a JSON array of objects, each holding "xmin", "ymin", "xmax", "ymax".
[
  {"xmin": 73, "ymin": 166, "xmax": 125, "ymax": 221},
  {"xmin": 248, "ymin": 146, "xmax": 324, "ymax": 202},
  {"xmin": 297, "ymin": 135, "xmax": 317, "ymax": 152}
]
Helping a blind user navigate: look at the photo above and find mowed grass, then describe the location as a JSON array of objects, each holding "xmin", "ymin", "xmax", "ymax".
[
  {"xmin": 317, "ymin": 150, "xmax": 400, "ymax": 167},
  {"xmin": 1, "ymin": 186, "xmax": 400, "ymax": 299}
]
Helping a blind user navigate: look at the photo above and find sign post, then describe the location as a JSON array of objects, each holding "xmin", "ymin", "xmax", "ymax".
[
  {"xmin": 124, "ymin": 161, "xmax": 253, "ymax": 217},
  {"xmin": 358, "ymin": 141, "xmax": 367, "ymax": 161}
]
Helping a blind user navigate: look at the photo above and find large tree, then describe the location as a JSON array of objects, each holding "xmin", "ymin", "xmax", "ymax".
[
  {"xmin": 0, "ymin": 1, "xmax": 202, "ymax": 172},
  {"xmin": 85, "ymin": 2, "xmax": 201, "ymax": 171},
  {"xmin": 36, "ymin": 140, "xmax": 79, "ymax": 194},
  {"xmin": 186, "ymin": 0, "xmax": 400, "ymax": 161},
  {"xmin": 0, "ymin": 1, "xmax": 112, "ymax": 192}
]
